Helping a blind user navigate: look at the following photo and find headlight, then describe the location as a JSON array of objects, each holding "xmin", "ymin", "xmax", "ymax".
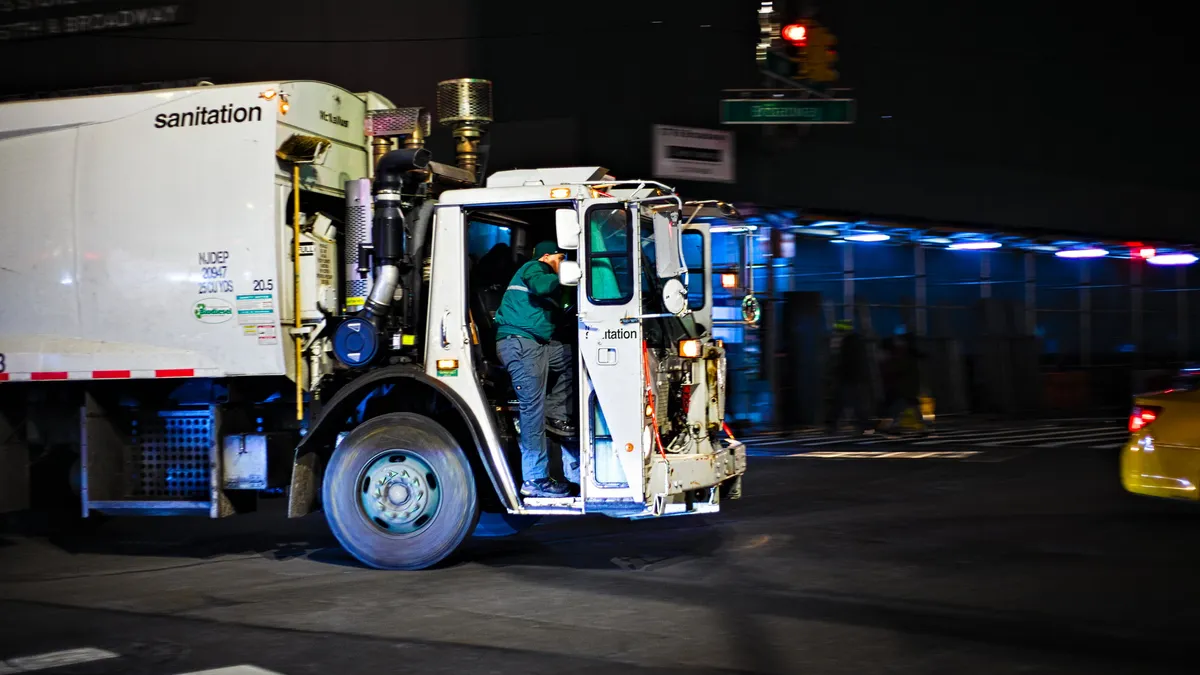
[{"xmin": 678, "ymin": 339, "xmax": 702, "ymax": 359}]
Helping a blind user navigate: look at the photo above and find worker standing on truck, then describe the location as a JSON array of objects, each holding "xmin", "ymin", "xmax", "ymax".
[{"xmin": 495, "ymin": 241, "xmax": 578, "ymax": 498}]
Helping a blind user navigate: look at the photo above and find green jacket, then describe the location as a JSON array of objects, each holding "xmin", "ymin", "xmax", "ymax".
[{"xmin": 495, "ymin": 260, "xmax": 562, "ymax": 344}]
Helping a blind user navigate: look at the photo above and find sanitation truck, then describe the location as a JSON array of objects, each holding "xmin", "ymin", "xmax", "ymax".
[{"xmin": 0, "ymin": 78, "xmax": 746, "ymax": 570}]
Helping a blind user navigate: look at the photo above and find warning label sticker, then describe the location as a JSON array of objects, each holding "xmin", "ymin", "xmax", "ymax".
[
  {"xmin": 236, "ymin": 293, "xmax": 275, "ymax": 325},
  {"xmin": 257, "ymin": 325, "xmax": 278, "ymax": 345}
]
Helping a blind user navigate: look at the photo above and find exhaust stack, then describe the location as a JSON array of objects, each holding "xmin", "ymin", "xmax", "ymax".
[
  {"xmin": 343, "ymin": 178, "xmax": 373, "ymax": 313},
  {"xmin": 436, "ymin": 78, "xmax": 493, "ymax": 182}
]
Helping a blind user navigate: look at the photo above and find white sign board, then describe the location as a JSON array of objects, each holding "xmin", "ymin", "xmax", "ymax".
[{"xmin": 652, "ymin": 125, "xmax": 735, "ymax": 183}]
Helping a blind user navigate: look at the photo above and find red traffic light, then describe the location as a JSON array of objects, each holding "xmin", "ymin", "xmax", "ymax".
[{"xmin": 782, "ymin": 23, "xmax": 807, "ymax": 45}]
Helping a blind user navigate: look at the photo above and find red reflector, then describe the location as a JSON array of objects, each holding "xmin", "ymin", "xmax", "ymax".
[
  {"xmin": 681, "ymin": 384, "xmax": 693, "ymax": 411},
  {"xmin": 155, "ymin": 369, "xmax": 194, "ymax": 378},
  {"xmin": 1129, "ymin": 406, "xmax": 1162, "ymax": 432},
  {"xmin": 31, "ymin": 372, "xmax": 68, "ymax": 381},
  {"xmin": 93, "ymin": 370, "xmax": 131, "ymax": 379},
  {"xmin": 0, "ymin": 373, "xmax": 9, "ymax": 381}
]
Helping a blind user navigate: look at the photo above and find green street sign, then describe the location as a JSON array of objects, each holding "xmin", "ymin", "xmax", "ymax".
[{"xmin": 719, "ymin": 98, "xmax": 855, "ymax": 125}]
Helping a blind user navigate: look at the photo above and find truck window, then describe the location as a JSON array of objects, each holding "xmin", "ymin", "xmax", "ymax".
[
  {"xmin": 586, "ymin": 206, "xmax": 633, "ymax": 304},
  {"xmin": 682, "ymin": 230, "xmax": 705, "ymax": 310},
  {"xmin": 639, "ymin": 213, "xmax": 698, "ymax": 345}
]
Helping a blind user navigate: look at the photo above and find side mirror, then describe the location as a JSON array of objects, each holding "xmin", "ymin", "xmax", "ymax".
[
  {"xmin": 652, "ymin": 211, "xmax": 683, "ymax": 279},
  {"xmin": 662, "ymin": 278, "xmax": 688, "ymax": 316},
  {"xmin": 559, "ymin": 260, "xmax": 582, "ymax": 286},
  {"xmin": 555, "ymin": 209, "xmax": 580, "ymax": 250}
]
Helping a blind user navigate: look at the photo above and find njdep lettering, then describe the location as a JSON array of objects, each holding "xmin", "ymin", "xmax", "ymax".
[
  {"xmin": 603, "ymin": 328, "xmax": 638, "ymax": 340},
  {"xmin": 320, "ymin": 110, "xmax": 349, "ymax": 128},
  {"xmin": 155, "ymin": 104, "xmax": 262, "ymax": 129}
]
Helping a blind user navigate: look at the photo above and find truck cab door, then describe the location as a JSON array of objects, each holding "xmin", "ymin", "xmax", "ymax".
[{"xmin": 561, "ymin": 200, "xmax": 647, "ymax": 512}]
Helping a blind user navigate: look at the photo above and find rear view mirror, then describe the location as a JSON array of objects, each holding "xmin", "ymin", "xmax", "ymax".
[
  {"xmin": 559, "ymin": 260, "xmax": 582, "ymax": 286},
  {"xmin": 555, "ymin": 209, "xmax": 580, "ymax": 250}
]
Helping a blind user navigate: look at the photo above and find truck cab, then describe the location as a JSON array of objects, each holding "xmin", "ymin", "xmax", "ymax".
[{"xmin": 300, "ymin": 168, "xmax": 746, "ymax": 569}]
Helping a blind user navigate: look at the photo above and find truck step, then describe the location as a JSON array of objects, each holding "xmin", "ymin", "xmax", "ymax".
[
  {"xmin": 520, "ymin": 496, "xmax": 583, "ymax": 513},
  {"xmin": 85, "ymin": 500, "xmax": 214, "ymax": 517}
]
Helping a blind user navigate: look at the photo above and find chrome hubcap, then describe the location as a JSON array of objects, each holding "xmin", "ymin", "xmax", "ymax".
[{"xmin": 358, "ymin": 451, "xmax": 441, "ymax": 534}]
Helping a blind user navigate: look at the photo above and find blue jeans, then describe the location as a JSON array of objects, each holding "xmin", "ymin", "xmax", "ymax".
[{"xmin": 497, "ymin": 336, "xmax": 577, "ymax": 483}]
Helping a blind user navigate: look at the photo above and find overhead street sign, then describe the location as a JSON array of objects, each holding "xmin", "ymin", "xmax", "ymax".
[{"xmin": 719, "ymin": 98, "xmax": 855, "ymax": 125}]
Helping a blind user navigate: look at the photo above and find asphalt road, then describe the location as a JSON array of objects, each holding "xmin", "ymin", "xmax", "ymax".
[{"xmin": 2, "ymin": 418, "xmax": 1198, "ymax": 674}]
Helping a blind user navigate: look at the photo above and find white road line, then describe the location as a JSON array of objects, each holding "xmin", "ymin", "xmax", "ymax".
[
  {"xmin": 753, "ymin": 434, "xmax": 843, "ymax": 447},
  {"xmin": 752, "ymin": 424, "xmax": 1096, "ymax": 447},
  {"xmin": 0, "ymin": 648, "xmax": 120, "ymax": 674},
  {"xmin": 858, "ymin": 425, "xmax": 1067, "ymax": 445},
  {"xmin": 178, "ymin": 662, "xmax": 286, "ymax": 667},
  {"xmin": 913, "ymin": 426, "xmax": 1108, "ymax": 446},
  {"xmin": 788, "ymin": 427, "xmax": 1049, "ymax": 447},
  {"xmin": 1091, "ymin": 443, "xmax": 1124, "ymax": 449}
]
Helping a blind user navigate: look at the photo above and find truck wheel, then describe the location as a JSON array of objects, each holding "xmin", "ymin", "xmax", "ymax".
[{"xmin": 322, "ymin": 413, "xmax": 479, "ymax": 570}]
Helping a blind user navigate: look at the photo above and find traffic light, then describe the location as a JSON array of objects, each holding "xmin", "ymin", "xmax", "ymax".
[
  {"xmin": 778, "ymin": 20, "xmax": 812, "ymax": 79},
  {"xmin": 782, "ymin": 23, "xmax": 807, "ymax": 45},
  {"xmin": 805, "ymin": 23, "xmax": 839, "ymax": 83}
]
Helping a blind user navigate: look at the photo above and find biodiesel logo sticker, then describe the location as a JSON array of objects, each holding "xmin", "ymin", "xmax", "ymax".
[{"xmin": 193, "ymin": 298, "xmax": 234, "ymax": 324}]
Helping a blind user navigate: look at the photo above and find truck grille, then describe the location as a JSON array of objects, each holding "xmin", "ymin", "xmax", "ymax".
[
  {"xmin": 656, "ymin": 378, "xmax": 671, "ymax": 432},
  {"xmin": 365, "ymin": 107, "xmax": 431, "ymax": 138},
  {"xmin": 130, "ymin": 410, "xmax": 213, "ymax": 499}
]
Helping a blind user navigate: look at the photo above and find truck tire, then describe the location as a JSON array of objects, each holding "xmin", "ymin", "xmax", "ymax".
[{"xmin": 322, "ymin": 412, "xmax": 479, "ymax": 570}]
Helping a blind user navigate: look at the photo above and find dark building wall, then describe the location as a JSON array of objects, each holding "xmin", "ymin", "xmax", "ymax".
[{"xmin": 0, "ymin": 1, "xmax": 475, "ymax": 125}]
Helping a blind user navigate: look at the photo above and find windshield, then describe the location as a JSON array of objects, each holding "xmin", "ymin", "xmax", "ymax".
[{"xmin": 639, "ymin": 211, "xmax": 698, "ymax": 345}]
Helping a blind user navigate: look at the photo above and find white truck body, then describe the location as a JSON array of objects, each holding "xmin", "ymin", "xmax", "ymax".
[
  {"xmin": 0, "ymin": 81, "xmax": 382, "ymax": 382},
  {"xmin": 0, "ymin": 79, "xmax": 746, "ymax": 570}
]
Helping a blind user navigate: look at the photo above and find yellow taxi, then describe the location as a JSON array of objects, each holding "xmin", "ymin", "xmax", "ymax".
[{"xmin": 1121, "ymin": 379, "xmax": 1200, "ymax": 500}]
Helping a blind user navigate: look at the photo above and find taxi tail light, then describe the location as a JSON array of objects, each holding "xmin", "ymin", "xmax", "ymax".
[
  {"xmin": 681, "ymin": 384, "xmax": 693, "ymax": 413},
  {"xmin": 1129, "ymin": 406, "xmax": 1162, "ymax": 433}
]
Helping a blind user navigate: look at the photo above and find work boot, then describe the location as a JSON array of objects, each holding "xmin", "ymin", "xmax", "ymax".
[
  {"xmin": 521, "ymin": 477, "xmax": 572, "ymax": 498},
  {"xmin": 545, "ymin": 418, "xmax": 577, "ymax": 437}
]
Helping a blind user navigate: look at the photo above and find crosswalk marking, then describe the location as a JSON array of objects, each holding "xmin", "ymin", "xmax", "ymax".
[
  {"xmin": 743, "ymin": 421, "xmax": 1131, "ymax": 456},
  {"xmin": 980, "ymin": 428, "xmax": 1128, "ymax": 447},
  {"xmin": 1031, "ymin": 432, "xmax": 1132, "ymax": 448},
  {"xmin": 0, "ymin": 647, "xmax": 284, "ymax": 675},
  {"xmin": 184, "ymin": 662, "xmax": 288, "ymax": 667},
  {"xmin": 857, "ymin": 425, "xmax": 1062, "ymax": 445},
  {"xmin": 774, "ymin": 450, "xmax": 982, "ymax": 460},
  {"xmin": 750, "ymin": 425, "xmax": 1130, "ymax": 449},
  {"xmin": 0, "ymin": 648, "xmax": 119, "ymax": 674}
]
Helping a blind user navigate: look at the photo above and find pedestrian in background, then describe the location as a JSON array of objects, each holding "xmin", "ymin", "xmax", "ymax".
[
  {"xmin": 880, "ymin": 332, "xmax": 924, "ymax": 434},
  {"xmin": 825, "ymin": 319, "xmax": 871, "ymax": 435}
]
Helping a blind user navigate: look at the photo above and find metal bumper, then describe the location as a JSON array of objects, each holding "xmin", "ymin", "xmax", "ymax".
[{"xmin": 648, "ymin": 437, "xmax": 747, "ymax": 497}]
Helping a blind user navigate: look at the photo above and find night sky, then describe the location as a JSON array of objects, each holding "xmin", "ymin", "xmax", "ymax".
[
  {"xmin": 1, "ymin": 0, "xmax": 1195, "ymax": 240},
  {"xmin": 826, "ymin": 1, "xmax": 1198, "ymax": 191}
]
